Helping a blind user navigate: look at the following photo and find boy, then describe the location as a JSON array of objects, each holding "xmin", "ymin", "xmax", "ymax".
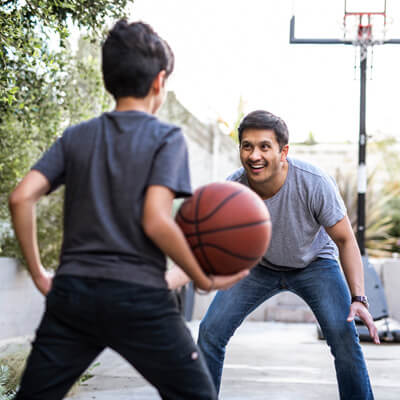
[{"xmin": 10, "ymin": 20, "xmax": 246, "ymax": 399}]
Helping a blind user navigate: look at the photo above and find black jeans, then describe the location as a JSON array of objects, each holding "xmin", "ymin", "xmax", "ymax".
[{"xmin": 16, "ymin": 275, "xmax": 217, "ymax": 400}]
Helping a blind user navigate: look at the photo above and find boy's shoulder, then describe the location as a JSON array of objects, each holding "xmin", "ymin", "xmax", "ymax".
[{"xmin": 65, "ymin": 112, "xmax": 181, "ymax": 140}]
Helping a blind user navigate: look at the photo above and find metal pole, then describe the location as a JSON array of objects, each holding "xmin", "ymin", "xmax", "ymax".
[{"xmin": 357, "ymin": 50, "xmax": 367, "ymax": 255}]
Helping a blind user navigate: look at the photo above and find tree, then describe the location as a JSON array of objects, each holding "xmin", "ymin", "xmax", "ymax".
[{"xmin": 0, "ymin": 1, "xmax": 127, "ymax": 267}]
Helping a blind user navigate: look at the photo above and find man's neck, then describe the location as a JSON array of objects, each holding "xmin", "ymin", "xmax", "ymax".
[
  {"xmin": 248, "ymin": 160, "xmax": 289, "ymax": 200},
  {"xmin": 115, "ymin": 96, "xmax": 154, "ymax": 114}
]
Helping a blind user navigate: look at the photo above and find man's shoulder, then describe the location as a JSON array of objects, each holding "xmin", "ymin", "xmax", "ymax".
[
  {"xmin": 288, "ymin": 157, "xmax": 332, "ymax": 182},
  {"xmin": 226, "ymin": 167, "xmax": 247, "ymax": 184}
]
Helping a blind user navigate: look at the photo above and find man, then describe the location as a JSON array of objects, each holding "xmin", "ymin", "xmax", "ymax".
[
  {"xmin": 9, "ymin": 20, "xmax": 246, "ymax": 400},
  {"xmin": 169, "ymin": 109, "xmax": 379, "ymax": 399}
]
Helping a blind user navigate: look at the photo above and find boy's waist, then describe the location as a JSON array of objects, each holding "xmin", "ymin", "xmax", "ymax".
[{"xmin": 57, "ymin": 255, "xmax": 167, "ymax": 289}]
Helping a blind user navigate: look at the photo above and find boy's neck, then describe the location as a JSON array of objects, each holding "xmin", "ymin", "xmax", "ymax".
[{"xmin": 115, "ymin": 96, "xmax": 155, "ymax": 114}]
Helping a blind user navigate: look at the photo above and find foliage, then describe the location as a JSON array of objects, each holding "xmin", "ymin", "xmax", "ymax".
[
  {"xmin": 0, "ymin": 1, "xmax": 123, "ymax": 268},
  {"xmin": 302, "ymin": 131, "xmax": 317, "ymax": 145},
  {"xmin": 0, "ymin": 347, "xmax": 100, "ymax": 398},
  {"xmin": 0, "ymin": 346, "xmax": 29, "ymax": 400},
  {"xmin": 0, "ymin": 365, "xmax": 16, "ymax": 400},
  {"xmin": 335, "ymin": 168, "xmax": 400, "ymax": 257},
  {"xmin": 217, "ymin": 95, "xmax": 246, "ymax": 144}
]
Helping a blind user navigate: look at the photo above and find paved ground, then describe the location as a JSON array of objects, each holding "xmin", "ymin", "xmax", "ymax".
[{"xmin": 65, "ymin": 321, "xmax": 400, "ymax": 400}]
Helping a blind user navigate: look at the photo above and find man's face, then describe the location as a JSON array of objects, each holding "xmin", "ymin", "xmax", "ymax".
[{"xmin": 239, "ymin": 129, "xmax": 288, "ymax": 186}]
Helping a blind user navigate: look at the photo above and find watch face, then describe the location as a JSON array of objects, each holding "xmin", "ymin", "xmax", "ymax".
[{"xmin": 352, "ymin": 296, "xmax": 369, "ymax": 309}]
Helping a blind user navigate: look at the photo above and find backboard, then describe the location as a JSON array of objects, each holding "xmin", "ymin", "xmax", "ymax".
[{"xmin": 291, "ymin": 0, "xmax": 400, "ymax": 44}]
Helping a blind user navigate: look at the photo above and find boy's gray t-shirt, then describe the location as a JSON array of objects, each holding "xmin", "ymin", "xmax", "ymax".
[
  {"xmin": 32, "ymin": 110, "xmax": 192, "ymax": 288},
  {"xmin": 227, "ymin": 158, "xmax": 346, "ymax": 270}
]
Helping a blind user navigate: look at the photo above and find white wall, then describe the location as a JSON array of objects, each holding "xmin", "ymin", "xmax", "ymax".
[{"xmin": 0, "ymin": 257, "xmax": 45, "ymax": 340}]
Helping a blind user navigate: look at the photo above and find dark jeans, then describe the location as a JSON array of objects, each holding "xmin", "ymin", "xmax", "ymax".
[
  {"xmin": 16, "ymin": 275, "xmax": 217, "ymax": 400},
  {"xmin": 198, "ymin": 259, "xmax": 373, "ymax": 399}
]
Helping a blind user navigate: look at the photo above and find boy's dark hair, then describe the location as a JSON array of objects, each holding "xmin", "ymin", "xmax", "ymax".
[
  {"xmin": 102, "ymin": 20, "xmax": 174, "ymax": 99},
  {"xmin": 238, "ymin": 110, "xmax": 289, "ymax": 150}
]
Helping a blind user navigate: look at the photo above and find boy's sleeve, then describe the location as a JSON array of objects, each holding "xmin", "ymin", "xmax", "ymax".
[
  {"xmin": 312, "ymin": 175, "xmax": 347, "ymax": 228},
  {"xmin": 148, "ymin": 127, "xmax": 192, "ymax": 198},
  {"xmin": 31, "ymin": 131, "xmax": 67, "ymax": 194}
]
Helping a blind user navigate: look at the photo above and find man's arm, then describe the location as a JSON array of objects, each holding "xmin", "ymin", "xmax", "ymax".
[
  {"xmin": 9, "ymin": 170, "xmax": 53, "ymax": 295},
  {"xmin": 143, "ymin": 185, "xmax": 248, "ymax": 292},
  {"xmin": 325, "ymin": 216, "xmax": 379, "ymax": 344}
]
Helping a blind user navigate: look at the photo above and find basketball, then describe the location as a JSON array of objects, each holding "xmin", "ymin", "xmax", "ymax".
[{"xmin": 176, "ymin": 181, "xmax": 271, "ymax": 275}]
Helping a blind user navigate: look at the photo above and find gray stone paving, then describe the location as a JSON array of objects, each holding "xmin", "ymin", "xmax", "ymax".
[{"xmin": 66, "ymin": 321, "xmax": 400, "ymax": 400}]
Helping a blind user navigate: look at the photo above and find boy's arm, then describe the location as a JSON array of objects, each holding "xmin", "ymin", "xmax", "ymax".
[
  {"xmin": 9, "ymin": 170, "xmax": 53, "ymax": 295},
  {"xmin": 325, "ymin": 215, "xmax": 379, "ymax": 344},
  {"xmin": 143, "ymin": 185, "xmax": 248, "ymax": 291}
]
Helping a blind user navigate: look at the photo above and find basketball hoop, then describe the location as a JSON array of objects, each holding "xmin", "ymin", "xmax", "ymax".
[{"xmin": 343, "ymin": 11, "xmax": 388, "ymax": 60}]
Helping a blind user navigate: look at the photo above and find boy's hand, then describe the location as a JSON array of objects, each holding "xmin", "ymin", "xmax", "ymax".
[
  {"xmin": 166, "ymin": 265, "xmax": 250, "ymax": 292},
  {"xmin": 33, "ymin": 269, "xmax": 53, "ymax": 296},
  {"xmin": 210, "ymin": 270, "xmax": 249, "ymax": 291}
]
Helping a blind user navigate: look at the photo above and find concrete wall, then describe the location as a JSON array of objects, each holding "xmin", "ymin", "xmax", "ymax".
[
  {"xmin": 380, "ymin": 258, "xmax": 400, "ymax": 322},
  {"xmin": 158, "ymin": 91, "xmax": 241, "ymax": 188},
  {"xmin": 192, "ymin": 259, "xmax": 400, "ymax": 323},
  {"xmin": 0, "ymin": 257, "xmax": 44, "ymax": 340}
]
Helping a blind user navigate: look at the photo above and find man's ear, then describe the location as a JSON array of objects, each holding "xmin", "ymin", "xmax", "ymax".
[
  {"xmin": 280, "ymin": 144, "xmax": 289, "ymax": 161},
  {"xmin": 152, "ymin": 70, "xmax": 167, "ymax": 94}
]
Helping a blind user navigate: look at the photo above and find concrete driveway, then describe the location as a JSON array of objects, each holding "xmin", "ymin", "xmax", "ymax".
[{"xmin": 67, "ymin": 321, "xmax": 400, "ymax": 400}]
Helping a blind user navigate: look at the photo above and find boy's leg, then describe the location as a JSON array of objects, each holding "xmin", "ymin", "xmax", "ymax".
[
  {"xmin": 198, "ymin": 265, "xmax": 281, "ymax": 393},
  {"xmin": 106, "ymin": 284, "xmax": 217, "ymax": 400},
  {"xmin": 287, "ymin": 258, "xmax": 374, "ymax": 400},
  {"xmin": 16, "ymin": 276, "xmax": 105, "ymax": 400}
]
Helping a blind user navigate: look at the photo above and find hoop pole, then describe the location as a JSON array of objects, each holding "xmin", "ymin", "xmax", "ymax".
[{"xmin": 357, "ymin": 53, "xmax": 367, "ymax": 255}]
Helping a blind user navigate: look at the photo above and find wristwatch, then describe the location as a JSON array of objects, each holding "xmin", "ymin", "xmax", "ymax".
[{"xmin": 351, "ymin": 295, "xmax": 369, "ymax": 309}]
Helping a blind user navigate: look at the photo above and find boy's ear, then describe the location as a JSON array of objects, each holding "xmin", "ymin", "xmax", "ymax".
[{"xmin": 152, "ymin": 70, "xmax": 167, "ymax": 94}]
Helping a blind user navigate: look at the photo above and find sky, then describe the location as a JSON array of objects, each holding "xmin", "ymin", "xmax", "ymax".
[{"xmin": 128, "ymin": 0, "xmax": 400, "ymax": 143}]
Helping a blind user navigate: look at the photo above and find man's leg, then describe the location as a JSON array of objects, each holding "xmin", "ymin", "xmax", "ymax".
[
  {"xmin": 105, "ymin": 282, "xmax": 217, "ymax": 400},
  {"xmin": 198, "ymin": 265, "xmax": 281, "ymax": 393},
  {"xmin": 287, "ymin": 258, "xmax": 374, "ymax": 400},
  {"xmin": 16, "ymin": 277, "xmax": 105, "ymax": 400}
]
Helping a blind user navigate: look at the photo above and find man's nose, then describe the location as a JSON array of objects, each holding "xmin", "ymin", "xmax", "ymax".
[{"xmin": 249, "ymin": 148, "xmax": 262, "ymax": 161}]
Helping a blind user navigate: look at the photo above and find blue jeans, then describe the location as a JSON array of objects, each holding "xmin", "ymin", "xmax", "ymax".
[{"xmin": 198, "ymin": 258, "xmax": 373, "ymax": 399}]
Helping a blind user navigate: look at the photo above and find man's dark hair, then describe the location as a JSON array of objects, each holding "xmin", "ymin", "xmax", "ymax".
[
  {"xmin": 102, "ymin": 20, "xmax": 174, "ymax": 99},
  {"xmin": 238, "ymin": 110, "xmax": 289, "ymax": 150}
]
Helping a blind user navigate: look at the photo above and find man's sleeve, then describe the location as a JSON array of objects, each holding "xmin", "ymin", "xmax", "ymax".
[
  {"xmin": 31, "ymin": 132, "xmax": 67, "ymax": 194},
  {"xmin": 312, "ymin": 175, "xmax": 347, "ymax": 228},
  {"xmin": 148, "ymin": 128, "xmax": 192, "ymax": 198}
]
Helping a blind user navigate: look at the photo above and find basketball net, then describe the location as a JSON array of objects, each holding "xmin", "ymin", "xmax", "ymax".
[{"xmin": 343, "ymin": 13, "xmax": 389, "ymax": 61}]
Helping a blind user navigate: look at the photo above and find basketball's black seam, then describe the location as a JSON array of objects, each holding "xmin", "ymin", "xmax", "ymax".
[
  {"xmin": 184, "ymin": 219, "xmax": 270, "ymax": 238},
  {"xmin": 178, "ymin": 188, "xmax": 246, "ymax": 224},
  {"xmin": 195, "ymin": 187, "xmax": 216, "ymax": 274},
  {"xmin": 191, "ymin": 243, "xmax": 261, "ymax": 261}
]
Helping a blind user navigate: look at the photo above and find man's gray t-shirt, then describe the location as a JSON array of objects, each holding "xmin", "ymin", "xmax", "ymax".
[
  {"xmin": 32, "ymin": 110, "xmax": 192, "ymax": 288},
  {"xmin": 227, "ymin": 157, "xmax": 346, "ymax": 270}
]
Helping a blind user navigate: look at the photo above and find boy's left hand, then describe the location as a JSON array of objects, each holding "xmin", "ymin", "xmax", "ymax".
[{"xmin": 33, "ymin": 269, "xmax": 53, "ymax": 296}]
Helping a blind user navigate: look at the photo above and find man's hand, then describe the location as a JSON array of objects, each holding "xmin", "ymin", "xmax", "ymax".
[
  {"xmin": 347, "ymin": 302, "xmax": 380, "ymax": 344},
  {"xmin": 33, "ymin": 269, "xmax": 53, "ymax": 296}
]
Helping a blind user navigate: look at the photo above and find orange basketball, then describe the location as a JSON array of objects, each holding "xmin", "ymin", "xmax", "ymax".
[{"xmin": 176, "ymin": 181, "xmax": 271, "ymax": 275}]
